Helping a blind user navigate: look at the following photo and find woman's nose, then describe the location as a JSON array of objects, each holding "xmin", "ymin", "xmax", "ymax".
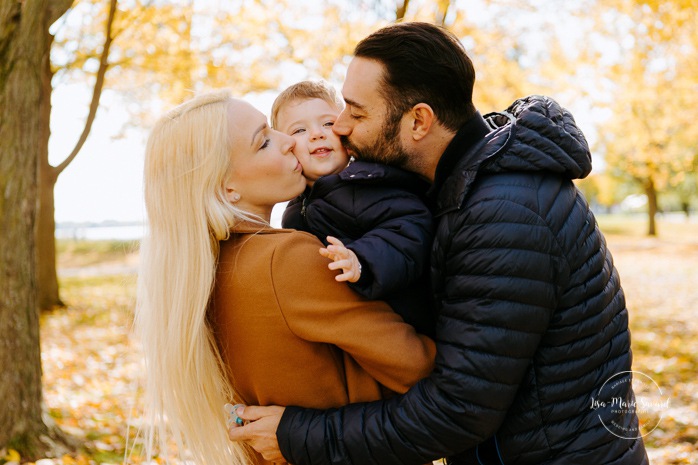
[{"xmin": 281, "ymin": 133, "xmax": 296, "ymax": 154}]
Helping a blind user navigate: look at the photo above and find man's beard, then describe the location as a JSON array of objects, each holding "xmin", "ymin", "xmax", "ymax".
[{"xmin": 340, "ymin": 114, "xmax": 409, "ymax": 168}]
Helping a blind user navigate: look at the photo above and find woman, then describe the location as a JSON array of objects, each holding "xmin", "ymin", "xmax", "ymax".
[{"xmin": 134, "ymin": 90, "xmax": 435, "ymax": 465}]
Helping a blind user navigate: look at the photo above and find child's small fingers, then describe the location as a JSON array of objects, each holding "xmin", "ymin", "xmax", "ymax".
[
  {"xmin": 326, "ymin": 236, "xmax": 344, "ymax": 247},
  {"xmin": 326, "ymin": 249, "xmax": 348, "ymax": 261}
]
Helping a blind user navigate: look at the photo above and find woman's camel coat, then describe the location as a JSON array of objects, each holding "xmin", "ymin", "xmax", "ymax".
[{"xmin": 210, "ymin": 226, "xmax": 435, "ymax": 464}]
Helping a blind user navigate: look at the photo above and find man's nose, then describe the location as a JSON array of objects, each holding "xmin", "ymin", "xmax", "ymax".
[{"xmin": 333, "ymin": 108, "xmax": 351, "ymax": 136}]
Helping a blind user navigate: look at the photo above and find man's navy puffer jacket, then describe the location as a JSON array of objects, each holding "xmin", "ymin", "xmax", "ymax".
[{"xmin": 277, "ymin": 96, "xmax": 648, "ymax": 465}]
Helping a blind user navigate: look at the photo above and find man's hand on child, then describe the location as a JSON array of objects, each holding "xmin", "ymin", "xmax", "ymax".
[{"xmin": 320, "ymin": 236, "xmax": 362, "ymax": 283}]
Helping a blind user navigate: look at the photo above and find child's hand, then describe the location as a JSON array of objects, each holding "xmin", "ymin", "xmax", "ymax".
[{"xmin": 319, "ymin": 236, "xmax": 362, "ymax": 283}]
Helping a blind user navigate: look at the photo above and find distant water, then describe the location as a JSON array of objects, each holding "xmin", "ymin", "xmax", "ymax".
[
  {"xmin": 56, "ymin": 223, "xmax": 146, "ymax": 241},
  {"xmin": 54, "ymin": 203, "xmax": 288, "ymax": 241}
]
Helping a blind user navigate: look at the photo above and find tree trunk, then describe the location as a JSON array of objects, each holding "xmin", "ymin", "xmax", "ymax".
[
  {"xmin": 37, "ymin": 170, "xmax": 62, "ymax": 310},
  {"xmin": 0, "ymin": 0, "xmax": 74, "ymax": 458},
  {"xmin": 644, "ymin": 179, "xmax": 658, "ymax": 236},
  {"xmin": 0, "ymin": 0, "xmax": 50, "ymax": 453},
  {"xmin": 37, "ymin": 28, "xmax": 64, "ymax": 311},
  {"xmin": 680, "ymin": 201, "xmax": 689, "ymax": 219},
  {"xmin": 37, "ymin": 0, "xmax": 117, "ymax": 310}
]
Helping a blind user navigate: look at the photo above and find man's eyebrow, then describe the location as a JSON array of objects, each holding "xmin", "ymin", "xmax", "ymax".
[
  {"xmin": 344, "ymin": 98, "xmax": 366, "ymax": 111},
  {"xmin": 251, "ymin": 123, "xmax": 266, "ymax": 147}
]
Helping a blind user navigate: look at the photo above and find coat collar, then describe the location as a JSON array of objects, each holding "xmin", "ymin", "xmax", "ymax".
[
  {"xmin": 428, "ymin": 112, "xmax": 501, "ymax": 217},
  {"xmin": 229, "ymin": 222, "xmax": 285, "ymax": 235}
]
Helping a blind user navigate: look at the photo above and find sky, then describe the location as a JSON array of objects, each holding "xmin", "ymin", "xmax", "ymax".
[{"xmin": 50, "ymin": 84, "xmax": 147, "ymax": 224}]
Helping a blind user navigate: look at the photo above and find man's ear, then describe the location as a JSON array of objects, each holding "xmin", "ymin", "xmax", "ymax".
[{"xmin": 408, "ymin": 103, "xmax": 435, "ymax": 141}]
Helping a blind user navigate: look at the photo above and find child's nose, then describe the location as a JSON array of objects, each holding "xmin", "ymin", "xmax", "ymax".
[{"xmin": 310, "ymin": 127, "xmax": 326, "ymax": 141}]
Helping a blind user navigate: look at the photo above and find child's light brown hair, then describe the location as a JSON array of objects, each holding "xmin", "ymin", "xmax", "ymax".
[{"xmin": 271, "ymin": 80, "xmax": 344, "ymax": 129}]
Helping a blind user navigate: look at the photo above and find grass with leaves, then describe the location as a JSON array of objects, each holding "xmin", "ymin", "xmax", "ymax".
[
  {"xmin": 40, "ymin": 272, "xmax": 141, "ymax": 465},
  {"xmin": 597, "ymin": 214, "xmax": 698, "ymax": 464},
  {"xmin": 15, "ymin": 216, "xmax": 698, "ymax": 464}
]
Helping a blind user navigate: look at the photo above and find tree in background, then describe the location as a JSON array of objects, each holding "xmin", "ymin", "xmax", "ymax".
[
  {"xmin": 576, "ymin": 172, "xmax": 635, "ymax": 213},
  {"xmin": 104, "ymin": 0, "xmax": 378, "ymax": 123},
  {"xmin": 593, "ymin": 0, "xmax": 698, "ymax": 235},
  {"xmin": 0, "ymin": 0, "xmax": 78, "ymax": 457},
  {"xmin": 675, "ymin": 171, "xmax": 698, "ymax": 218},
  {"xmin": 37, "ymin": 0, "xmax": 117, "ymax": 310}
]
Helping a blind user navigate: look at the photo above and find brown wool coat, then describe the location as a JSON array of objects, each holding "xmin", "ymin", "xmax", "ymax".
[{"xmin": 211, "ymin": 226, "xmax": 435, "ymax": 464}]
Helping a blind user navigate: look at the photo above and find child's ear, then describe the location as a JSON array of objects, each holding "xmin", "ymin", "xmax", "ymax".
[{"xmin": 408, "ymin": 103, "xmax": 435, "ymax": 141}]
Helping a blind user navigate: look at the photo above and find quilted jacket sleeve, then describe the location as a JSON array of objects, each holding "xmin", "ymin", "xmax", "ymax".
[
  {"xmin": 345, "ymin": 189, "xmax": 433, "ymax": 300},
  {"xmin": 277, "ymin": 173, "xmax": 571, "ymax": 464}
]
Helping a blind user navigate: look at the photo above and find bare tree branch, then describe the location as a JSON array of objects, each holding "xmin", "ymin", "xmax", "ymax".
[
  {"xmin": 55, "ymin": 0, "xmax": 117, "ymax": 176},
  {"xmin": 435, "ymin": 0, "xmax": 451, "ymax": 26},
  {"xmin": 396, "ymin": 0, "xmax": 410, "ymax": 21}
]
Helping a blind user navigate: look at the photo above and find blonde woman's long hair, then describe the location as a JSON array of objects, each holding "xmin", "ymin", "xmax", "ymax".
[{"xmin": 135, "ymin": 90, "xmax": 259, "ymax": 465}]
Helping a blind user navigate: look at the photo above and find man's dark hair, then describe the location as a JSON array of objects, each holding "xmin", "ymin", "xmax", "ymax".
[{"xmin": 354, "ymin": 21, "xmax": 476, "ymax": 131}]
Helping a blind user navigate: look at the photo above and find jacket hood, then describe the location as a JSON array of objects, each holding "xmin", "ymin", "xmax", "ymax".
[
  {"xmin": 481, "ymin": 95, "xmax": 592, "ymax": 179},
  {"xmin": 431, "ymin": 95, "xmax": 592, "ymax": 216}
]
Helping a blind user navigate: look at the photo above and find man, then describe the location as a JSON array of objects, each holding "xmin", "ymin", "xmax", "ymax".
[{"xmin": 229, "ymin": 21, "xmax": 649, "ymax": 465}]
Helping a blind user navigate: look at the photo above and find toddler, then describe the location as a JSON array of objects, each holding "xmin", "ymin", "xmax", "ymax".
[{"xmin": 272, "ymin": 80, "xmax": 435, "ymax": 336}]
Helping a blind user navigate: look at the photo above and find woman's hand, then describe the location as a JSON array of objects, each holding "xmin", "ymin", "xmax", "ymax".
[
  {"xmin": 227, "ymin": 405, "xmax": 286, "ymax": 462},
  {"xmin": 319, "ymin": 236, "xmax": 362, "ymax": 283}
]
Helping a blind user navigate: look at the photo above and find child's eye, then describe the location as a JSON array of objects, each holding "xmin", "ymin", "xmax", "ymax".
[
  {"xmin": 291, "ymin": 128, "xmax": 306, "ymax": 135},
  {"xmin": 260, "ymin": 138, "xmax": 270, "ymax": 149},
  {"xmin": 324, "ymin": 121, "xmax": 335, "ymax": 127}
]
